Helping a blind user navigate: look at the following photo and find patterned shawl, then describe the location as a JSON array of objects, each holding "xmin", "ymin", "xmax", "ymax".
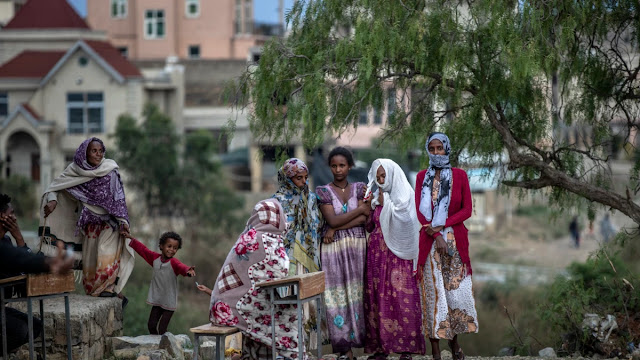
[
  {"xmin": 209, "ymin": 200, "xmax": 302, "ymax": 358},
  {"xmin": 47, "ymin": 137, "xmax": 129, "ymax": 231},
  {"xmin": 272, "ymin": 158, "xmax": 322, "ymax": 273},
  {"xmin": 367, "ymin": 159, "xmax": 420, "ymax": 270},
  {"xmin": 419, "ymin": 133, "xmax": 452, "ymax": 228}
]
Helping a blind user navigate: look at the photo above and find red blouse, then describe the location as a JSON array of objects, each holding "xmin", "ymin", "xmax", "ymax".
[
  {"xmin": 414, "ymin": 167, "xmax": 473, "ymax": 275},
  {"xmin": 128, "ymin": 238, "xmax": 191, "ymax": 276}
]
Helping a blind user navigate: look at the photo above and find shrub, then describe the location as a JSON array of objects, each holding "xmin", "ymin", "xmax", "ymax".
[
  {"xmin": 0, "ymin": 175, "xmax": 37, "ymax": 219},
  {"xmin": 537, "ymin": 235, "xmax": 640, "ymax": 357}
]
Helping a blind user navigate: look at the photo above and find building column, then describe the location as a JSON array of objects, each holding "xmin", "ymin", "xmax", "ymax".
[
  {"xmin": 630, "ymin": 126, "xmax": 638, "ymax": 149},
  {"xmin": 249, "ymin": 144, "xmax": 262, "ymax": 193},
  {"xmin": 294, "ymin": 145, "xmax": 305, "ymax": 163},
  {"xmin": 38, "ymin": 134, "xmax": 51, "ymax": 195}
]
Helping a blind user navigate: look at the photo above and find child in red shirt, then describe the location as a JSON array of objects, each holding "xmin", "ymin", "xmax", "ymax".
[{"xmin": 127, "ymin": 231, "xmax": 195, "ymax": 335}]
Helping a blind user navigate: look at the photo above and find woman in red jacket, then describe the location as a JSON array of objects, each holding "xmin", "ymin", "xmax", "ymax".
[{"xmin": 415, "ymin": 132, "xmax": 478, "ymax": 360}]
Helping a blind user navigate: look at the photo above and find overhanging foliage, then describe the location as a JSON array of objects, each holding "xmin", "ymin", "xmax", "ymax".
[{"xmin": 232, "ymin": 0, "xmax": 640, "ymax": 224}]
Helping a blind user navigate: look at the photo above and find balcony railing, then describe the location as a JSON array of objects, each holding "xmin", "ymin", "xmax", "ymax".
[{"xmin": 236, "ymin": 22, "xmax": 284, "ymax": 37}]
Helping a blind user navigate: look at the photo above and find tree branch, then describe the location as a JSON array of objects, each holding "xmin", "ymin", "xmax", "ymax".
[{"xmin": 484, "ymin": 104, "xmax": 640, "ymax": 225}]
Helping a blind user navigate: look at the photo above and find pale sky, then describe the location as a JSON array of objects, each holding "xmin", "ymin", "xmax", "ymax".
[{"xmin": 67, "ymin": 0, "xmax": 294, "ymax": 23}]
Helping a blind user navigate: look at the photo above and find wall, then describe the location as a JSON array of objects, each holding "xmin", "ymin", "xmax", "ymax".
[
  {"xmin": 9, "ymin": 294, "xmax": 123, "ymax": 360},
  {"xmin": 87, "ymin": 0, "xmax": 259, "ymax": 60},
  {"xmin": 33, "ymin": 48, "xmax": 141, "ymax": 179},
  {"xmin": 0, "ymin": 30, "xmax": 106, "ymax": 64}
]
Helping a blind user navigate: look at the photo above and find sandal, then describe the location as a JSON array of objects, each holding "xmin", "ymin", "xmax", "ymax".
[
  {"xmin": 338, "ymin": 352, "xmax": 355, "ymax": 360},
  {"xmin": 399, "ymin": 353, "xmax": 412, "ymax": 360},
  {"xmin": 447, "ymin": 340, "xmax": 465, "ymax": 360},
  {"xmin": 452, "ymin": 349, "xmax": 465, "ymax": 360},
  {"xmin": 366, "ymin": 353, "xmax": 387, "ymax": 360},
  {"xmin": 432, "ymin": 354, "xmax": 441, "ymax": 360}
]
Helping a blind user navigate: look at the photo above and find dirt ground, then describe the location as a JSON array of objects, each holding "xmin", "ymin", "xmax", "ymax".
[{"xmin": 470, "ymin": 207, "xmax": 635, "ymax": 270}]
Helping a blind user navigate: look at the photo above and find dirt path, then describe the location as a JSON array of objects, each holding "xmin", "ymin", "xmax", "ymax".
[{"xmin": 470, "ymin": 210, "xmax": 634, "ymax": 271}]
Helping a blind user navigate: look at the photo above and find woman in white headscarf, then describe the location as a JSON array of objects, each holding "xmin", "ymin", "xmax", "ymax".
[
  {"xmin": 415, "ymin": 133, "xmax": 478, "ymax": 360},
  {"xmin": 363, "ymin": 159, "xmax": 425, "ymax": 360}
]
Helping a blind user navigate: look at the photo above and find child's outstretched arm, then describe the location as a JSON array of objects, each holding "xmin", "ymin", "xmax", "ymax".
[
  {"xmin": 169, "ymin": 258, "xmax": 195, "ymax": 277},
  {"xmin": 187, "ymin": 266, "xmax": 196, "ymax": 277},
  {"xmin": 127, "ymin": 237, "xmax": 159, "ymax": 266}
]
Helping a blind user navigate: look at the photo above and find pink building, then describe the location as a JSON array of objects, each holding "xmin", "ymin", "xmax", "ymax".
[{"xmin": 87, "ymin": 0, "xmax": 277, "ymax": 60}]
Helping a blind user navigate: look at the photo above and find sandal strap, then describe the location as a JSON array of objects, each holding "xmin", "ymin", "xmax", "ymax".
[{"xmin": 453, "ymin": 350, "xmax": 465, "ymax": 360}]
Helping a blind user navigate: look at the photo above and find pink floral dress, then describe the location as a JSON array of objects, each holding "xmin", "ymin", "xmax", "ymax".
[{"xmin": 209, "ymin": 199, "xmax": 303, "ymax": 359}]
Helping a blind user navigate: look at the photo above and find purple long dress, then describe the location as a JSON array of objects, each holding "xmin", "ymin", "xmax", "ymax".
[
  {"xmin": 316, "ymin": 183, "xmax": 367, "ymax": 354},
  {"xmin": 364, "ymin": 205, "xmax": 426, "ymax": 354}
]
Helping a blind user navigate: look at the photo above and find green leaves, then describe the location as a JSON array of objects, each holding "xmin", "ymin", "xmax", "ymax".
[
  {"xmin": 231, "ymin": 0, "xmax": 640, "ymax": 223},
  {"xmin": 113, "ymin": 104, "xmax": 244, "ymax": 234}
]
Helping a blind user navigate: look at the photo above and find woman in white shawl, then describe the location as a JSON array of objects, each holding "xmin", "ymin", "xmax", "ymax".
[
  {"xmin": 363, "ymin": 159, "xmax": 425, "ymax": 360},
  {"xmin": 41, "ymin": 138, "xmax": 134, "ymax": 304}
]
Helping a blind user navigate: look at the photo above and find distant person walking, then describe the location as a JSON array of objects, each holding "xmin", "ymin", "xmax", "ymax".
[
  {"xmin": 569, "ymin": 216, "xmax": 580, "ymax": 248},
  {"xmin": 600, "ymin": 214, "xmax": 616, "ymax": 243}
]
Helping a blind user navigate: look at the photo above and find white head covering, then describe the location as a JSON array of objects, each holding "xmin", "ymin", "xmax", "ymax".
[{"xmin": 367, "ymin": 159, "xmax": 421, "ymax": 270}]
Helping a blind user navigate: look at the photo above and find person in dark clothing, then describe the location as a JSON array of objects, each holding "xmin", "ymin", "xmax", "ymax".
[
  {"xmin": 0, "ymin": 193, "xmax": 73, "ymax": 354},
  {"xmin": 569, "ymin": 216, "xmax": 580, "ymax": 248},
  {"xmin": 1, "ymin": 193, "xmax": 33, "ymax": 299}
]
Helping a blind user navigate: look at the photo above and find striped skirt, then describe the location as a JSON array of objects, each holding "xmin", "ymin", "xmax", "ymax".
[{"xmin": 321, "ymin": 235, "xmax": 367, "ymax": 353}]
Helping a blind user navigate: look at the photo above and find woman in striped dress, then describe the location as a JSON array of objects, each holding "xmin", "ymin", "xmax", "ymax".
[{"xmin": 316, "ymin": 147, "xmax": 370, "ymax": 360}]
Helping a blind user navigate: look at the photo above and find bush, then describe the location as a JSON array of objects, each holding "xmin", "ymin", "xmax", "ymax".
[
  {"xmin": 537, "ymin": 234, "xmax": 640, "ymax": 357},
  {"xmin": 470, "ymin": 274, "xmax": 553, "ymax": 356},
  {"xmin": 0, "ymin": 175, "xmax": 37, "ymax": 219}
]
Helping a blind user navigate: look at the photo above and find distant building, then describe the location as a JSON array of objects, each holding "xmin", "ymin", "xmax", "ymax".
[
  {"xmin": 0, "ymin": 0, "xmax": 106, "ymax": 64},
  {"xmin": 0, "ymin": 0, "xmax": 184, "ymax": 192},
  {"xmin": 335, "ymin": 86, "xmax": 411, "ymax": 149},
  {"xmin": 87, "ymin": 0, "xmax": 282, "ymax": 61},
  {"xmin": 0, "ymin": 0, "xmax": 26, "ymax": 27}
]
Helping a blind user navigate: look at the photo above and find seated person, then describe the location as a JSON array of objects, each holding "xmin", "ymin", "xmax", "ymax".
[
  {"xmin": 197, "ymin": 199, "xmax": 303, "ymax": 360},
  {"xmin": 0, "ymin": 193, "xmax": 74, "ymax": 354}
]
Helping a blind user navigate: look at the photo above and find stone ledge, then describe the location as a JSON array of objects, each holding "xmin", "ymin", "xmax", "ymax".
[{"xmin": 7, "ymin": 293, "xmax": 122, "ymax": 360}]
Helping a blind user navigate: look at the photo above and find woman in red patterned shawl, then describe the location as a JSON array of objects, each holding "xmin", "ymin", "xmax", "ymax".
[{"xmin": 205, "ymin": 199, "xmax": 304, "ymax": 360}]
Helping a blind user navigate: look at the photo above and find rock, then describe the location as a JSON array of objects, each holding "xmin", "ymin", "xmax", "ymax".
[
  {"xmin": 539, "ymin": 347, "xmax": 557, "ymax": 357},
  {"xmin": 8, "ymin": 294, "xmax": 123, "ymax": 360},
  {"xmin": 111, "ymin": 335, "xmax": 162, "ymax": 352},
  {"xmin": 184, "ymin": 348, "xmax": 194, "ymax": 360},
  {"xmin": 159, "ymin": 332, "xmax": 184, "ymax": 360},
  {"xmin": 176, "ymin": 334, "xmax": 193, "ymax": 349},
  {"xmin": 114, "ymin": 347, "xmax": 141, "ymax": 359},
  {"xmin": 581, "ymin": 313, "xmax": 618, "ymax": 342},
  {"xmin": 599, "ymin": 314, "xmax": 618, "ymax": 342},
  {"xmin": 140, "ymin": 349, "xmax": 170, "ymax": 360},
  {"xmin": 582, "ymin": 313, "xmax": 600, "ymax": 330},
  {"xmin": 632, "ymin": 348, "xmax": 640, "ymax": 360},
  {"xmin": 498, "ymin": 347, "xmax": 515, "ymax": 356}
]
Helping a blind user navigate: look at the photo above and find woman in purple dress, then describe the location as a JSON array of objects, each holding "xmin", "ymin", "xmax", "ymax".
[
  {"xmin": 315, "ymin": 147, "xmax": 370, "ymax": 360},
  {"xmin": 42, "ymin": 137, "xmax": 134, "ymax": 302},
  {"xmin": 364, "ymin": 159, "xmax": 425, "ymax": 360}
]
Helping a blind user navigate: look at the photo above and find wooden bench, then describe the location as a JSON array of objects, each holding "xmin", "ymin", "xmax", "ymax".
[
  {"xmin": 190, "ymin": 323, "xmax": 240, "ymax": 360},
  {"xmin": 0, "ymin": 273, "xmax": 74, "ymax": 360},
  {"xmin": 256, "ymin": 271, "xmax": 325, "ymax": 360}
]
